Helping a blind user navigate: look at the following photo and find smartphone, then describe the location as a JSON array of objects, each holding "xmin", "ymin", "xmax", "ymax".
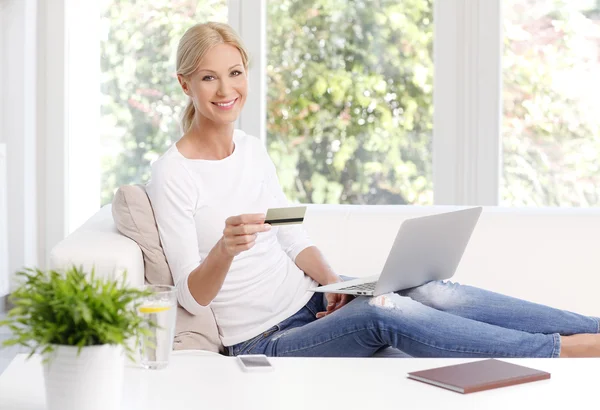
[{"xmin": 237, "ymin": 354, "xmax": 273, "ymax": 372}]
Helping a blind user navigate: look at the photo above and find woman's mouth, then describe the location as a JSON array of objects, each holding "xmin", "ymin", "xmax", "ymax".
[{"xmin": 212, "ymin": 98, "xmax": 238, "ymax": 111}]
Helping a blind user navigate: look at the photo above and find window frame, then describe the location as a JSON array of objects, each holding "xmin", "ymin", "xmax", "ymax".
[
  {"xmin": 228, "ymin": 0, "xmax": 267, "ymax": 144},
  {"xmin": 433, "ymin": 0, "xmax": 501, "ymax": 205}
]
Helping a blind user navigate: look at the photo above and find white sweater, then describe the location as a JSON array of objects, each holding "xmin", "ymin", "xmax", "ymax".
[{"xmin": 146, "ymin": 130, "xmax": 317, "ymax": 346}]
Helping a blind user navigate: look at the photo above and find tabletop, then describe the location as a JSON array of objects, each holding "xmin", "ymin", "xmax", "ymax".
[{"xmin": 1, "ymin": 352, "xmax": 598, "ymax": 410}]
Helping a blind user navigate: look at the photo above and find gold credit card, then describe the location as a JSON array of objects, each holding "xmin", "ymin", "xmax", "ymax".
[{"xmin": 264, "ymin": 206, "xmax": 307, "ymax": 226}]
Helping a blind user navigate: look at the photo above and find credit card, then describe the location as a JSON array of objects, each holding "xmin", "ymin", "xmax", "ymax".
[{"xmin": 264, "ymin": 206, "xmax": 307, "ymax": 226}]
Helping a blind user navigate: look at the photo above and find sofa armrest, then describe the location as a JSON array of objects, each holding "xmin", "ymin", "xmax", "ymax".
[{"xmin": 49, "ymin": 205, "xmax": 144, "ymax": 287}]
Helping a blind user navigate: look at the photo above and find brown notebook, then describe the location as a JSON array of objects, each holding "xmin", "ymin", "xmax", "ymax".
[{"xmin": 407, "ymin": 359, "xmax": 550, "ymax": 394}]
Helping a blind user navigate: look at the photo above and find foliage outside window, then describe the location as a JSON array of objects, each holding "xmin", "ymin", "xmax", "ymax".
[{"xmin": 266, "ymin": 0, "xmax": 434, "ymax": 205}]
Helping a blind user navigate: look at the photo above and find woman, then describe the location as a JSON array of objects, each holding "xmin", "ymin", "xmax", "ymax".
[{"xmin": 146, "ymin": 22, "xmax": 600, "ymax": 358}]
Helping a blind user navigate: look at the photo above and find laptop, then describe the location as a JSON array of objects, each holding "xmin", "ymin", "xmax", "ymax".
[{"xmin": 311, "ymin": 207, "xmax": 483, "ymax": 297}]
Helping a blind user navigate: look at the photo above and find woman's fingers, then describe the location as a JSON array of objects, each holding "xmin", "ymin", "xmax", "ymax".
[
  {"xmin": 223, "ymin": 234, "xmax": 256, "ymax": 246},
  {"xmin": 317, "ymin": 294, "xmax": 349, "ymax": 318},
  {"xmin": 235, "ymin": 240, "xmax": 256, "ymax": 252},
  {"xmin": 221, "ymin": 214, "xmax": 272, "ymax": 257},
  {"xmin": 337, "ymin": 294, "xmax": 352, "ymax": 308},
  {"xmin": 223, "ymin": 223, "xmax": 271, "ymax": 237},
  {"xmin": 225, "ymin": 213, "xmax": 266, "ymax": 226}
]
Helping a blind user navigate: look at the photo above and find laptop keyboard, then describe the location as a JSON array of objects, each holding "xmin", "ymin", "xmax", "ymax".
[{"xmin": 339, "ymin": 282, "xmax": 377, "ymax": 292}]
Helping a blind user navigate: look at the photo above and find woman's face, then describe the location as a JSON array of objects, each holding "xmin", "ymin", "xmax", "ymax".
[{"xmin": 180, "ymin": 43, "xmax": 248, "ymax": 126}]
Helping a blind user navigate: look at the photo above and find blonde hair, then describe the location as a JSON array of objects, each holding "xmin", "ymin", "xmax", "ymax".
[{"xmin": 176, "ymin": 22, "xmax": 249, "ymax": 133}]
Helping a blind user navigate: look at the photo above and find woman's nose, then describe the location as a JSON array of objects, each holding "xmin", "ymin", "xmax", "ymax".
[{"xmin": 217, "ymin": 78, "xmax": 234, "ymax": 96}]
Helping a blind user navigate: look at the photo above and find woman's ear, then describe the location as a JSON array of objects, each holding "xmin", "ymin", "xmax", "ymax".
[{"xmin": 177, "ymin": 74, "xmax": 190, "ymax": 96}]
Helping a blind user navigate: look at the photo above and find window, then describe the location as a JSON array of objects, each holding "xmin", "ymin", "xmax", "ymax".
[
  {"xmin": 266, "ymin": 0, "xmax": 434, "ymax": 205},
  {"xmin": 502, "ymin": 0, "xmax": 600, "ymax": 206},
  {"xmin": 99, "ymin": 0, "xmax": 227, "ymax": 205}
]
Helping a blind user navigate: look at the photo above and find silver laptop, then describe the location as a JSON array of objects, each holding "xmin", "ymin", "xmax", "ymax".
[{"xmin": 311, "ymin": 207, "xmax": 483, "ymax": 297}]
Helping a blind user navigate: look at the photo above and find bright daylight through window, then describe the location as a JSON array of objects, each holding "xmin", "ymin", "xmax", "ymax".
[
  {"xmin": 266, "ymin": 0, "xmax": 434, "ymax": 205},
  {"xmin": 502, "ymin": 0, "xmax": 600, "ymax": 206}
]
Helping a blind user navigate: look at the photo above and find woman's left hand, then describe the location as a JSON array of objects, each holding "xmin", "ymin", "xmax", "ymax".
[{"xmin": 316, "ymin": 293, "xmax": 354, "ymax": 318}]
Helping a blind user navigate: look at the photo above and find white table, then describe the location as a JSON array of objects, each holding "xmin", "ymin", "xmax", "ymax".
[{"xmin": 0, "ymin": 352, "xmax": 598, "ymax": 409}]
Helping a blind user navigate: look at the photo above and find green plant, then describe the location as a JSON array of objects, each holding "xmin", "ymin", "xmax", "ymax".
[{"xmin": 0, "ymin": 266, "xmax": 153, "ymax": 362}]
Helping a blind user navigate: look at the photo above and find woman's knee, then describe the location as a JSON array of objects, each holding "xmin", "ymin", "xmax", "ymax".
[
  {"xmin": 401, "ymin": 280, "xmax": 471, "ymax": 310},
  {"xmin": 350, "ymin": 294, "xmax": 427, "ymax": 348},
  {"xmin": 360, "ymin": 293, "xmax": 417, "ymax": 327}
]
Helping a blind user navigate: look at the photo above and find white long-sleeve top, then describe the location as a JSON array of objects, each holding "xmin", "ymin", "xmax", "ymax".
[{"xmin": 146, "ymin": 129, "xmax": 317, "ymax": 346}]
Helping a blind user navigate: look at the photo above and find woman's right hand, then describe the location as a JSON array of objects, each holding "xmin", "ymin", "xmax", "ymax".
[{"xmin": 220, "ymin": 213, "xmax": 271, "ymax": 257}]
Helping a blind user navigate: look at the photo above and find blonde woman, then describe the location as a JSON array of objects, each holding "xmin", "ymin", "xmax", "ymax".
[{"xmin": 146, "ymin": 22, "xmax": 600, "ymax": 358}]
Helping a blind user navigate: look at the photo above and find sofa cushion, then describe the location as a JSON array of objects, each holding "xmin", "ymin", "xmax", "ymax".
[{"xmin": 111, "ymin": 185, "xmax": 223, "ymax": 353}]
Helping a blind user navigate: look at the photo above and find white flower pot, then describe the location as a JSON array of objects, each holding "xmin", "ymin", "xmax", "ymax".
[{"xmin": 43, "ymin": 344, "xmax": 124, "ymax": 410}]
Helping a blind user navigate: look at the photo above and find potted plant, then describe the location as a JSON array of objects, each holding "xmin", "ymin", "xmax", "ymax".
[{"xmin": 0, "ymin": 266, "xmax": 152, "ymax": 410}]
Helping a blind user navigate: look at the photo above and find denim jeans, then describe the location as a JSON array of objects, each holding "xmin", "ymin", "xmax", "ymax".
[{"xmin": 228, "ymin": 280, "xmax": 600, "ymax": 358}]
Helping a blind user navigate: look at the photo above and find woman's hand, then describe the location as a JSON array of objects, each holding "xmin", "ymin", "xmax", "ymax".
[
  {"xmin": 220, "ymin": 213, "xmax": 271, "ymax": 257},
  {"xmin": 316, "ymin": 292, "xmax": 354, "ymax": 318}
]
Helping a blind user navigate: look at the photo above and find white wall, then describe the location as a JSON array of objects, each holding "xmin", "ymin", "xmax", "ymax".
[{"xmin": 1, "ymin": 0, "xmax": 39, "ymax": 292}]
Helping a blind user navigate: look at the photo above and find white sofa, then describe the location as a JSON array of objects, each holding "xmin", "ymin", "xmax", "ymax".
[{"xmin": 50, "ymin": 204, "xmax": 600, "ymax": 325}]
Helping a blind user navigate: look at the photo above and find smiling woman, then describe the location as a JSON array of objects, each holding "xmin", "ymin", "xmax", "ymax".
[
  {"xmin": 144, "ymin": 21, "xmax": 600, "ymax": 360},
  {"xmin": 175, "ymin": 23, "xmax": 249, "ymax": 143},
  {"xmin": 177, "ymin": 23, "xmax": 248, "ymax": 160}
]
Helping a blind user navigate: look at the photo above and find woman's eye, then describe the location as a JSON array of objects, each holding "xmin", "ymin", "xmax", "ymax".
[
  {"xmin": 231, "ymin": 70, "xmax": 242, "ymax": 76},
  {"xmin": 202, "ymin": 75, "xmax": 215, "ymax": 81}
]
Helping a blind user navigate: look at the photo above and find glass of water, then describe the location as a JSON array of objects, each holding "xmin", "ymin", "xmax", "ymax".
[{"xmin": 138, "ymin": 285, "xmax": 177, "ymax": 370}]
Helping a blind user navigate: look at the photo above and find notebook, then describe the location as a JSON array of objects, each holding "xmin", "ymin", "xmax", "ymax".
[{"xmin": 407, "ymin": 359, "xmax": 551, "ymax": 394}]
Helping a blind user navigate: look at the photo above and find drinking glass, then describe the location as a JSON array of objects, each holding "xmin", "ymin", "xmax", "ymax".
[{"xmin": 138, "ymin": 285, "xmax": 177, "ymax": 370}]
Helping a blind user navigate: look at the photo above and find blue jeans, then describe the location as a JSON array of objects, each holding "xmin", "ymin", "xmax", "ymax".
[{"xmin": 228, "ymin": 280, "xmax": 600, "ymax": 358}]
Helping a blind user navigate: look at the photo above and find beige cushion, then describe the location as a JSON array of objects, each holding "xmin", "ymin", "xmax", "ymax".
[{"xmin": 111, "ymin": 185, "xmax": 223, "ymax": 353}]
